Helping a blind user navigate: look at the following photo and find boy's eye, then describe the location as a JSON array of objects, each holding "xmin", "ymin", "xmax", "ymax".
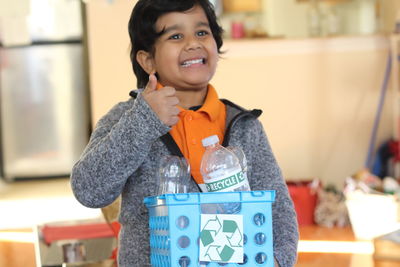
[
  {"xmin": 197, "ymin": 30, "xmax": 210, "ymax": 37},
  {"xmin": 168, "ymin": 34, "xmax": 183, "ymax": 40}
]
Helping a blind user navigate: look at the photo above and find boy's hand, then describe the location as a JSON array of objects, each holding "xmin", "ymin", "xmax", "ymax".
[{"xmin": 142, "ymin": 73, "xmax": 180, "ymax": 127}]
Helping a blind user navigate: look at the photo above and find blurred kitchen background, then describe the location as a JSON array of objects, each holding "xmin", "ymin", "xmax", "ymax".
[{"xmin": 1, "ymin": 0, "xmax": 400, "ymax": 266}]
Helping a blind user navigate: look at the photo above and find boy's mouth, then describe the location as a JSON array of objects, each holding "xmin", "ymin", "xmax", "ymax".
[{"xmin": 181, "ymin": 58, "xmax": 205, "ymax": 67}]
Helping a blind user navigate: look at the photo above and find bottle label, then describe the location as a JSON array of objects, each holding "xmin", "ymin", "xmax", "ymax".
[{"xmin": 205, "ymin": 167, "xmax": 246, "ymax": 192}]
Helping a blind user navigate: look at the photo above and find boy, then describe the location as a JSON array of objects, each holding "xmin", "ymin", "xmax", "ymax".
[{"xmin": 71, "ymin": 0, "xmax": 298, "ymax": 266}]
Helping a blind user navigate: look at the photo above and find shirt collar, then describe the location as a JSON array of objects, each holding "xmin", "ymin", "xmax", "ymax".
[{"xmin": 197, "ymin": 84, "xmax": 220, "ymax": 122}]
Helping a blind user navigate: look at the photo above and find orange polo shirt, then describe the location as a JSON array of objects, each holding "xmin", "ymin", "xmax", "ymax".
[{"xmin": 157, "ymin": 83, "xmax": 226, "ymax": 185}]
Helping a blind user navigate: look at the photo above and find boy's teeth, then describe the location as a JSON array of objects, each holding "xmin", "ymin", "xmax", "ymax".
[{"xmin": 182, "ymin": 59, "xmax": 203, "ymax": 67}]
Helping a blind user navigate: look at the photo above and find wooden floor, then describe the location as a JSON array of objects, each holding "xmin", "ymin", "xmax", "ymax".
[
  {"xmin": 1, "ymin": 225, "xmax": 400, "ymax": 267},
  {"xmin": 0, "ymin": 228, "xmax": 37, "ymax": 267},
  {"xmin": 297, "ymin": 225, "xmax": 400, "ymax": 267}
]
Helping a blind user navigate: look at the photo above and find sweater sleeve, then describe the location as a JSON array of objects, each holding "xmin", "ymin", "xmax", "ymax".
[
  {"xmin": 246, "ymin": 119, "xmax": 299, "ymax": 267},
  {"xmin": 70, "ymin": 93, "xmax": 170, "ymax": 208}
]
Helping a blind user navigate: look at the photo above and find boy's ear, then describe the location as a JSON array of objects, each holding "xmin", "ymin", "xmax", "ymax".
[{"xmin": 136, "ymin": 50, "xmax": 155, "ymax": 74}]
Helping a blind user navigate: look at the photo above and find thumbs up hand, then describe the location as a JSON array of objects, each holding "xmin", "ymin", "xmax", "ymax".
[{"xmin": 142, "ymin": 73, "xmax": 180, "ymax": 127}]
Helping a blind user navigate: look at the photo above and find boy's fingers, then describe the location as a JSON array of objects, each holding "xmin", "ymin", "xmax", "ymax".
[
  {"xmin": 168, "ymin": 116, "xmax": 179, "ymax": 126},
  {"xmin": 141, "ymin": 75, "xmax": 180, "ymax": 126},
  {"xmin": 144, "ymin": 73, "xmax": 157, "ymax": 92},
  {"xmin": 166, "ymin": 96, "xmax": 179, "ymax": 106},
  {"xmin": 161, "ymin": 86, "xmax": 176, "ymax": 97},
  {"xmin": 171, "ymin": 106, "xmax": 180, "ymax": 116}
]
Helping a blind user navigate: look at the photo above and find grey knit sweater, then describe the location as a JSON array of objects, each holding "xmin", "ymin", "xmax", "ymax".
[{"xmin": 71, "ymin": 91, "xmax": 298, "ymax": 267}]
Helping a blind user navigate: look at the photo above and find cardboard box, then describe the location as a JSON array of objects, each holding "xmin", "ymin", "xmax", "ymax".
[{"xmin": 345, "ymin": 191, "xmax": 400, "ymax": 240}]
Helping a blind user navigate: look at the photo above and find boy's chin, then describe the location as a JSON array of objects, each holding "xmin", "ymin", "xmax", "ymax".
[
  {"xmin": 165, "ymin": 77, "xmax": 212, "ymax": 90},
  {"xmin": 184, "ymin": 77, "xmax": 213, "ymax": 87},
  {"xmin": 183, "ymin": 80, "xmax": 211, "ymax": 90}
]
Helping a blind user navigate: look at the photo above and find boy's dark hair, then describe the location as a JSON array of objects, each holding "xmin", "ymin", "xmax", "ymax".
[{"xmin": 128, "ymin": 0, "xmax": 224, "ymax": 88}]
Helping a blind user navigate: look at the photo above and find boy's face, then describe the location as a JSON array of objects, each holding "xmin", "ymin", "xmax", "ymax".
[{"xmin": 150, "ymin": 5, "xmax": 218, "ymax": 91}]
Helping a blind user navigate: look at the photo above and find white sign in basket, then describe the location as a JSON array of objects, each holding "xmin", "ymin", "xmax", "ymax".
[{"xmin": 199, "ymin": 214, "xmax": 244, "ymax": 263}]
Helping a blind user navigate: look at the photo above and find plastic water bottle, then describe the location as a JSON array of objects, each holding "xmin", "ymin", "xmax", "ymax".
[
  {"xmin": 157, "ymin": 155, "xmax": 190, "ymax": 195},
  {"xmin": 200, "ymin": 135, "xmax": 250, "ymax": 214},
  {"xmin": 200, "ymin": 135, "xmax": 250, "ymax": 192},
  {"xmin": 227, "ymin": 146, "xmax": 248, "ymax": 186}
]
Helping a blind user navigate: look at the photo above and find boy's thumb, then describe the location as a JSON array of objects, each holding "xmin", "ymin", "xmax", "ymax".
[{"xmin": 145, "ymin": 73, "xmax": 157, "ymax": 92}]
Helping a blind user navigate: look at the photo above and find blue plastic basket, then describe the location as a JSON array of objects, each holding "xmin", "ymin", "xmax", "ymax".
[{"xmin": 143, "ymin": 190, "xmax": 275, "ymax": 267}]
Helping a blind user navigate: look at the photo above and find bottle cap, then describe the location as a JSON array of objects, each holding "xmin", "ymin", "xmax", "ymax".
[{"xmin": 202, "ymin": 135, "xmax": 219, "ymax": 147}]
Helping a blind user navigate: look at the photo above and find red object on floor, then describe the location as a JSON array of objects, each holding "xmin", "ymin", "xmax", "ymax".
[
  {"xmin": 389, "ymin": 140, "xmax": 400, "ymax": 162},
  {"xmin": 109, "ymin": 221, "xmax": 121, "ymax": 261},
  {"xmin": 287, "ymin": 181, "xmax": 318, "ymax": 225},
  {"xmin": 42, "ymin": 223, "xmax": 115, "ymax": 245}
]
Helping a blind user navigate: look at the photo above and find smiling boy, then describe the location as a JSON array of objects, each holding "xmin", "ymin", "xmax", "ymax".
[
  {"xmin": 71, "ymin": 1, "xmax": 298, "ymax": 266},
  {"xmin": 138, "ymin": 5, "xmax": 218, "ymax": 111}
]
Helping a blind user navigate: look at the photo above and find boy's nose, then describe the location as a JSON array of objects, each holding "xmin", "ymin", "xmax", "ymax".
[{"xmin": 184, "ymin": 37, "xmax": 201, "ymax": 51}]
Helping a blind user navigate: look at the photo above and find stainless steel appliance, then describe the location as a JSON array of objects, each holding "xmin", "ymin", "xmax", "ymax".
[{"xmin": 0, "ymin": 0, "xmax": 90, "ymax": 181}]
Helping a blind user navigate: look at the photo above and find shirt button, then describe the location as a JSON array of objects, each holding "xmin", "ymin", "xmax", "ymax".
[
  {"xmin": 191, "ymin": 139, "xmax": 197, "ymax": 145},
  {"xmin": 187, "ymin": 115, "xmax": 193, "ymax": 121}
]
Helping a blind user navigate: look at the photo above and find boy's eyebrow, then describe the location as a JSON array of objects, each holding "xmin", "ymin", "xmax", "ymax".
[
  {"xmin": 196, "ymin": 21, "xmax": 210, "ymax": 28},
  {"xmin": 161, "ymin": 24, "xmax": 181, "ymax": 35},
  {"xmin": 160, "ymin": 21, "xmax": 210, "ymax": 36}
]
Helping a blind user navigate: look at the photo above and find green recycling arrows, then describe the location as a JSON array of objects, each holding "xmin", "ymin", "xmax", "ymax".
[
  {"xmin": 199, "ymin": 214, "xmax": 243, "ymax": 263},
  {"xmin": 223, "ymin": 220, "xmax": 243, "ymax": 248},
  {"xmin": 200, "ymin": 216, "xmax": 222, "ymax": 246}
]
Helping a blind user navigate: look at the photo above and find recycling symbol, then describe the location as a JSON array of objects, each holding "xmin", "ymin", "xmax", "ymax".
[{"xmin": 199, "ymin": 214, "xmax": 244, "ymax": 263}]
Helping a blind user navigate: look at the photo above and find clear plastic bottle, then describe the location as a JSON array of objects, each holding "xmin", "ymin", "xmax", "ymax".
[
  {"xmin": 227, "ymin": 146, "xmax": 248, "ymax": 185},
  {"xmin": 200, "ymin": 135, "xmax": 250, "ymax": 214},
  {"xmin": 157, "ymin": 155, "xmax": 190, "ymax": 195}
]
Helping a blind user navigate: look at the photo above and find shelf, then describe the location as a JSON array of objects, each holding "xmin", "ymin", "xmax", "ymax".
[{"xmin": 222, "ymin": 34, "xmax": 390, "ymax": 58}]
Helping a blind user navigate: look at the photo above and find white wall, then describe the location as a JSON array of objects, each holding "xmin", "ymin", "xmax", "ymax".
[
  {"xmin": 85, "ymin": 0, "xmax": 137, "ymax": 125},
  {"xmin": 85, "ymin": 0, "xmax": 394, "ymax": 187},
  {"xmin": 215, "ymin": 37, "xmax": 392, "ymax": 186}
]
